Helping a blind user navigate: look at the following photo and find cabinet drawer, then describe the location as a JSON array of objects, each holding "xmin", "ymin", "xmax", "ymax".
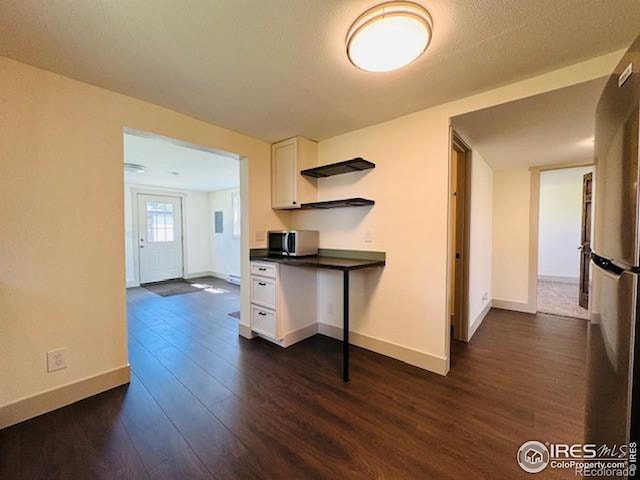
[
  {"xmin": 251, "ymin": 261, "xmax": 277, "ymax": 279},
  {"xmin": 250, "ymin": 276, "xmax": 276, "ymax": 309},
  {"xmin": 251, "ymin": 305, "xmax": 277, "ymax": 339}
]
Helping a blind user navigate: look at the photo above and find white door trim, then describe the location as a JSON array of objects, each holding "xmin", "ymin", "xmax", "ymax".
[{"xmin": 130, "ymin": 187, "xmax": 189, "ymax": 287}]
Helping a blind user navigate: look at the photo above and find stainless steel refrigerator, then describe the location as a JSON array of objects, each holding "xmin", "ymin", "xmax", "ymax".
[{"xmin": 586, "ymin": 34, "xmax": 640, "ymax": 467}]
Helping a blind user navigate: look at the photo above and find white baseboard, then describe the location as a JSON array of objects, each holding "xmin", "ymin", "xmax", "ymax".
[
  {"xmin": 468, "ymin": 301, "xmax": 492, "ymax": 340},
  {"xmin": 538, "ymin": 275, "xmax": 579, "ymax": 284},
  {"xmin": 126, "ymin": 280, "xmax": 140, "ymax": 289},
  {"xmin": 240, "ymin": 321, "xmax": 449, "ymax": 376},
  {"xmin": 208, "ymin": 271, "xmax": 228, "ymax": 281},
  {"xmin": 281, "ymin": 323, "xmax": 318, "ymax": 347},
  {"xmin": 317, "ymin": 322, "xmax": 448, "ymax": 376},
  {"xmin": 492, "ymin": 298, "xmax": 536, "ymax": 314},
  {"xmin": 186, "ymin": 271, "xmax": 240, "ymax": 283},
  {"xmin": 248, "ymin": 324, "xmax": 319, "ymax": 347},
  {"xmin": 184, "ymin": 271, "xmax": 216, "ymax": 279},
  {"xmin": 0, "ymin": 365, "xmax": 130, "ymax": 429},
  {"xmin": 238, "ymin": 323, "xmax": 257, "ymax": 339}
]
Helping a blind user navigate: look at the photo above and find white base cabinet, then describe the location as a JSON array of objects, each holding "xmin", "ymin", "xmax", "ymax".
[
  {"xmin": 250, "ymin": 261, "xmax": 317, "ymax": 346},
  {"xmin": 250, "ymin": 305, "xmax": 277, "ymax": 339}
]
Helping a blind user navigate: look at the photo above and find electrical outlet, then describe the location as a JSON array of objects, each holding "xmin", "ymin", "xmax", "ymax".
[
  {"xmin": 47, "ymin": 348, "xmax": 67, "ymax": 373},
  {"xmin": 364, "ymin": 230, "xmax": 373, "ymax": 243},
  {"xmin": 255, "ymin": 230, "xmax": 266, "ymax": 242},
  {"xmin": 327, "ymin": 302, "xmax": 335, "ymax": 316}
]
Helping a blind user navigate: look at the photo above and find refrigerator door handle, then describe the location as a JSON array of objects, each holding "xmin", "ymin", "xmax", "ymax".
[{"xmin": 591, "ymin": 252, "xmax": 627, "ymax": 278}]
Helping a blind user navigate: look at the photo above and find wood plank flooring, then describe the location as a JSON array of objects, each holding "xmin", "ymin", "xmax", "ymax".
[{"xmin": 0, "ymin": 280, "xmax": 587, "ymax": 479}]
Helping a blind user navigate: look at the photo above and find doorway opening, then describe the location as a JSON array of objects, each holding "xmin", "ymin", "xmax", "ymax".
[
  {"xmin": 123, "ymin": 128, "xmax": 242, "ymax": 316},
  {"xmin": 446, "ymin": 76, "xmax": 606, "ymax": 349},
  {"xmin": 536, "ymin": 166, "xmax": 594, "ymax": 319}
]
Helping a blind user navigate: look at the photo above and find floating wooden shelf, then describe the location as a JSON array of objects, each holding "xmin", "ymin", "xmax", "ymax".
[
  {"xmin": 301, "ymin": 158, "xmax": 375, "ymax": 178},
  {"xmin": 300, "ymin": 198, "xmax": 375, "ymax": 209}
]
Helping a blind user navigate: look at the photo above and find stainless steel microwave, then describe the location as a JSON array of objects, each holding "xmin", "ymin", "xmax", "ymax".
[{"xmin": 267, "ymin": 230, "xmax": 319, "ymax": 256}]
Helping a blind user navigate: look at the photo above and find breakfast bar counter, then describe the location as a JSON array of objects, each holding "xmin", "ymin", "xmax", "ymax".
[
  {"xmin": 249, "ymin": 254, "xmax": 385, "ymax": 271},
  {"xmin": 250, "ymin": 249, "xmax": 385, "ymax": 382}
]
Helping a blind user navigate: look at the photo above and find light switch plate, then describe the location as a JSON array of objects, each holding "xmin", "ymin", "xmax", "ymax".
[
  {"xmin": 47, "ymin": 348, "xmax": 67, "ymax": 372},
  {"xmin": 364, "ymin": 230, "xmax": 373, "ymax": 243}
]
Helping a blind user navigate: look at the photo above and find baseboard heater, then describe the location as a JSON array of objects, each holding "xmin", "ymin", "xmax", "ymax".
[{"xmin": 228, "ymin": 274, "xmax": 241, "ymax": 285}]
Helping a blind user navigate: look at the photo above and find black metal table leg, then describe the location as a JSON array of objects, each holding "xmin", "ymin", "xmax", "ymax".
[{"xmin": 343, "ymin": 270, "xmax": 349, "ymax": 382}]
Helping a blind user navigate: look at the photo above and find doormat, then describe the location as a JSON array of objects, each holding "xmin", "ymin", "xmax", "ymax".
[
  {"xmin": 142, "ymin": 279, "xmax": 202, "ymax": 297},
  {"xmin": 228, "ymin": 311, "xmax": 241, "ymax": 319}
]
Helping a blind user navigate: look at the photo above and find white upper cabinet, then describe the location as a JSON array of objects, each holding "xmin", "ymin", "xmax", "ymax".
[{"xmin": 271, "ymin": 136, "xmax": 317, "ymax": 209}]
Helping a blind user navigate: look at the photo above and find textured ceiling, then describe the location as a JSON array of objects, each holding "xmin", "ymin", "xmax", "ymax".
[
  {"xmin": 124, "ymin": 132, "xmax": 239, "ymax": 192},
  {"xmin": 1, "ymin": 0, "xmax": 639, "ymax": 142},
  {"xmin": 451, "ymin": 77, "xmax": 607, "ymax": 169}
]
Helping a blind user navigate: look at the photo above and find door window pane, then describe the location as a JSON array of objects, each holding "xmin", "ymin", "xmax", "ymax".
[{"xmin": 146, "ymin": 201, "xmax": 175, "ymax": 242}]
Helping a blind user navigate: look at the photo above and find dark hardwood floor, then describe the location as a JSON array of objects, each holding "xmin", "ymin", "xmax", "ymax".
[{"xmin": 1, "ymin": 280, "xmax": 587, "ymax": 479}]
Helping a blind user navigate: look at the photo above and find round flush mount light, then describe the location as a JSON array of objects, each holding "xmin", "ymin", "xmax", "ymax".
[
  {"xmin": 346, "ymin": 1, "xmax": 433, "ymax": 73},
  {"xmin": 124, "ymin": 163, "xmax": 146, "ymax": 174}
]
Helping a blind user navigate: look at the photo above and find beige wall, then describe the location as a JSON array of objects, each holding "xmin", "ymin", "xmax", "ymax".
[
  {"xmin": 0, "ymin": 56, "xmax": 285, "ymax": 409},
  {"xmin": 292, "ymin": 51, "xmax": 621, "ymax": 374},
  {"xmin": 491, "ymin": 168, "xmax": 532, "ymax": 308},
  {"xmin": 467, "ymin": 150, "xmax": 493, "ymax": 337},
  {"xmin": 291, "ymin": 111, "xmax": 452, "ymax": 372}
]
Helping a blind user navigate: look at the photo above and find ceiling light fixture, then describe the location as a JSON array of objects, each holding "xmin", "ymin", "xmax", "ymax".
[
  {"xmin": 346, "ymin": 1, "xmax": 433, "ymax": 73},
  {"xmin": 123, "ymin": 163, "xmax": 146, "ymax": 174}
]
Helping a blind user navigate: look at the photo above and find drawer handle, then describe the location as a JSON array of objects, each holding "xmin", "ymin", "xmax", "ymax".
[
  {"xmin": 258, "ymin": 282, "xmax": 267, "ymax": 286},
  {"xmin": 258, "ymin": 267, "xmax": 267, "ymax": 271},
  {"xmin": 258, "ymin": 311, "xmax": 267, "ymax": 316}
]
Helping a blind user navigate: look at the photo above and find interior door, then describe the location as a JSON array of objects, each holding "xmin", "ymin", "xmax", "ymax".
[
  {"xmin": 449, "ymin": 143, "xmax": 466, "ymax": 341},
  {"xmin": 578, "ymin": 172, "xmax": 593, "ymax": 309},
  {"xmin": 138, "ymin": 194, "xmax": 183, "ymax": 284}
]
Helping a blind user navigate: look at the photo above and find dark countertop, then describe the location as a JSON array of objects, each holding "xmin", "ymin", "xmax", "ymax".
[{"xmin": 250, "ymin": 254, "xmax": 385, "ymax": 271}]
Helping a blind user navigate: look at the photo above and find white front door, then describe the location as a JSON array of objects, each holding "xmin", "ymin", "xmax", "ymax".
[{"xmin": 137, "ymin": 194, "xmax": 183, "ymax": 284}]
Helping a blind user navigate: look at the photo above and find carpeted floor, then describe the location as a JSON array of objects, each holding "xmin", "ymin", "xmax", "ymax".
[{"xmin": 537, "ymin": 279, "xmax": 589, "ymax": 320}]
